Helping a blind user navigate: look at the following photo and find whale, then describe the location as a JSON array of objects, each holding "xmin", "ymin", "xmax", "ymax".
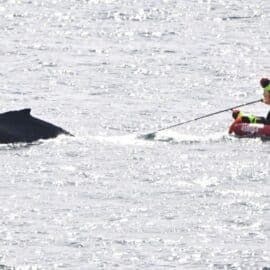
[{"xmin": 0, "ymin": 108, "xmax": 72, "ymax": 144}]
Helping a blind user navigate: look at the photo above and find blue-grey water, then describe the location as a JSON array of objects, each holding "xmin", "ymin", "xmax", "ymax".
[{"xmin": 1, "ymin": 0, "xmax": 270, "ymax": 269}]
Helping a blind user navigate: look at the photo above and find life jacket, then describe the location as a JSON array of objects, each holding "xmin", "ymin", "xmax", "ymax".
[{"xmin": 232, "ymin": 110, "xmax": 257, "ymax": 123}]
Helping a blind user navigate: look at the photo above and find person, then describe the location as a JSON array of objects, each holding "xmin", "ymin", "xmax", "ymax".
[
  {"xmin": 260, "ymin": 78, "xmax": 270, "ymax": 107},
  {"xmin": 229, "ymin": 78, "xmax": 270, "ymax": 134}
]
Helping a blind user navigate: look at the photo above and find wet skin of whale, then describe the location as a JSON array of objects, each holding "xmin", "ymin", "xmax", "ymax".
[{"xmin": 0, "ymin": 109, "xmax": 72, "ymax": 144}]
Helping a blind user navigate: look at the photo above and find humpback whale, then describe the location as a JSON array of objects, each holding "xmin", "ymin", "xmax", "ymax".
[{"xmin": 0, "ymin": 109, "xmax": 72, "ymax": 144}]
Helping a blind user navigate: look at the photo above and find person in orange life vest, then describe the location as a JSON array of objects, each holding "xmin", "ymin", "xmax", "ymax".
[{"xmin": 229, "ymin": 78, "xmax": 270, "ymax": 134}]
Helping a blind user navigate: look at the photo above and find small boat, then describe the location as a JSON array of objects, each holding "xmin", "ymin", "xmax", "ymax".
[{"xmin": 229, "ymin": 122, "xmax": 270, "ymax": 139}]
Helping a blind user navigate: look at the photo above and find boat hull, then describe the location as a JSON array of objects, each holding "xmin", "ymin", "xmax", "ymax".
[{"xmin": 230, "ymin": 122, "xmax": 270, "ymax": 138}]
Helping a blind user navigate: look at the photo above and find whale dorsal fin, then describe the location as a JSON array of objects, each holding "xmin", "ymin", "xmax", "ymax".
[
  {"xmin": 0, "ymin": 108, "xmax": 32, "ymax": 119},
  {"xmin": 19, "ymin": 108, "xmax": 31, "ymax": 116}
]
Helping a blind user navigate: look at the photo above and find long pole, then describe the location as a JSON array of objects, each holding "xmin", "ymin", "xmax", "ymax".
[{"xmin": 142, "ymin": 99, "xmax": 263, "ymax": 139}]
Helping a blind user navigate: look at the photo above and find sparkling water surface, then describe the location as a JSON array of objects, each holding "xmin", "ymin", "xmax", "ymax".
[{"xmin": 1, "ymin": 0, "xmax": 270, "ymax": 269}]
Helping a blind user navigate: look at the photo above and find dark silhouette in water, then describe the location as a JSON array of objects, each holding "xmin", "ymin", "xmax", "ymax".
[{"xmin": 0, "ymin": 109, "xmax": 72, "ymax": 144}]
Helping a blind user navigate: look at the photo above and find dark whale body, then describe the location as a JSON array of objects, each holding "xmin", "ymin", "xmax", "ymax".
[{"xmin": 0, "ymin": 109, "xmax": 71, "ymax": 144}]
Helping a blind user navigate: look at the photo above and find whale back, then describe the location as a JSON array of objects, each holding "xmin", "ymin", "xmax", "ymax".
[{"xmin": 0, "ymin": 109, "xmax": 70, "ymax": 144}]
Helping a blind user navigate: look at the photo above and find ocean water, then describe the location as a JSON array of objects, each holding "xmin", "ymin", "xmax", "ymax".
[{"xmin": 1, "ymin": 0, "xmax": 270, "ymax": 269}]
